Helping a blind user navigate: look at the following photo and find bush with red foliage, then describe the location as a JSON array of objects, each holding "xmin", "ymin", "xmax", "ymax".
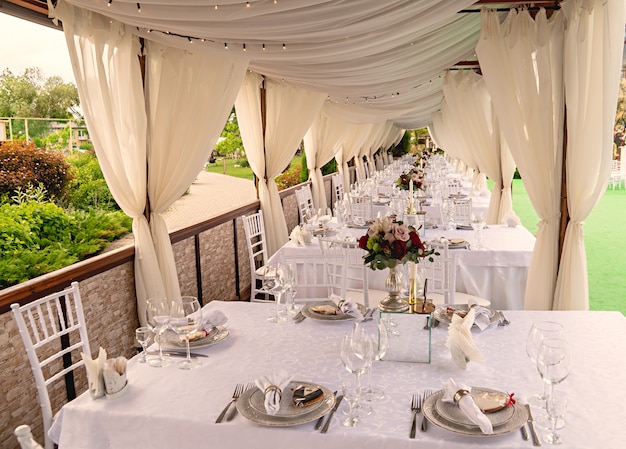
[{"xmin": 0, "ymin": 141, "xmax": 71, "ymax": 202}]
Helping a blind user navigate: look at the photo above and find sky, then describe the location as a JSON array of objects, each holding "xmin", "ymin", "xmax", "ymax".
[{"xmin": 0, "ymin": 12, "xmax": 76, "ymax": 84}]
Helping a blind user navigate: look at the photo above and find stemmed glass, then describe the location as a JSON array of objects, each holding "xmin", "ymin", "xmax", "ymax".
[
  {"xmin": 281, "ymin": 262, "xmax": 298, "ymax": 316},
  {"xmin": 545, "ymin": 393, "xmax": 568, "ymax": 445},
  {"xmin": 470, "ymin": 212, "xmax": 485, "ymax": 249},
  {"xmin": 526, "ymin": 321, "xmax": 565, "ymax": 407},
  {"xmin": 339, "ymin": 326, "xmax": 373, "ymax": 426},
  {"xmin": 145, "ymin": 298, "xmax": 172, "ymax": 368},
  {"xmin": 362, "ymin": 318, "xmax": 389, "ymax": 402},
  {"xmin": 537, "ymin": 338, "xmax": 571, "ymax": 444},
  {"xmin": 263, "ymin": 264, "xmax": 287, "ymax": 323},
  {"xmin": 169, "ymin": 296, "xmax": 203, "ymax": 370},
  {"xmin": 135, "ymin": 326, "xmax": 153, "ymax": 363}
]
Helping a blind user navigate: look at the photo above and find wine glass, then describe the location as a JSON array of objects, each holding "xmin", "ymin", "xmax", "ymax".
[
  {"xmin": 526, "ymin": 321, "xmax": 564, "ymax": 407},
  {"xmin": 145, "ymin": 298, "xmax": 172, "ymax": 368},
  {"xmin": 135, "ymin": 326, "xmax": 153, "ymax": 363},
  {"xmin": 341, "ymin": 380, "xmax": 361, "ymax": 427},
  {"xmin": 544, "ymin": 392, "xmax": 568, "ymax": 445},
  {"xmin": 280, "ymin": 262, "xmax": 298, "ymax": 316},
  {"xmin": 339, "ymin": 326, "xmax": 373, "ymax": 423},
  {"xmin": 263, "ymin": 264, "xmax": 287, "ymax": 323},
  {"xmin": 470, "ymin": 212, "xmax": 485, "ymax": 249},
  {"xmin": 537, "ymin": 338, "xmax": 571, "ymax": 398},
  {"xmin": 362, "ymin": 317, "xmax": 388, "ymax": 402},
  {"xmin": 170, "ymin": 296, "xmax": 203, "ymax": 370}
]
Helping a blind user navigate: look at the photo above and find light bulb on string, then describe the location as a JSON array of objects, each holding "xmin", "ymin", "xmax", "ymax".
[
  {"xmin": 224, "ymin": 42, "xmax": 228, "ymax": 49},
  {"xmin": 262, "ymin": 43, "xmax": 266, "ymax": 51},
  {"xmin": 243, "ymin": 43, "xmax": 247, "ymax": 52},
  {"xmin": 137, "ymin": 3, "xmax": 141, "ymax": 12}
]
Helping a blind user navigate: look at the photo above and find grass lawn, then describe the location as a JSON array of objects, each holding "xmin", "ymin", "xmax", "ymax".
[
  {"xmin": 510, "ymin": 179, "xmax": 626, "ymax": 315},
  {"xmin": 205, "ymin": 155, "xmax": 304, "ymax": 181}
]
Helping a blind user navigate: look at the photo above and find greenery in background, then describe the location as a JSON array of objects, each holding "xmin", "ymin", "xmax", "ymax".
[{"xmin": 66, "ymin": 150, "xmax": 120, "ymax": 211}]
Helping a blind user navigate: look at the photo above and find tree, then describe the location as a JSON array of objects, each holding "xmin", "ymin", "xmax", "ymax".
[{"xmin": 214, "ymin": 108, "xmax": 244, "ymax": 157}]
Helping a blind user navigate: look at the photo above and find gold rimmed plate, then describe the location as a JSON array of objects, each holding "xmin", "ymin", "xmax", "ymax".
[
  {"xmin": 435, "ymin": 388, "xmax": 515, "ymax": 427},
  {"xmin": 301, "ymin": 301, "xmax": 366, "ymax": 321},
  {"xmin": 161, "ymin": 325, "xmax": 229, "ymax": 349},
  {"xmin": 433, "ymin": 305, "xmax": 499, "ymax": 326}
]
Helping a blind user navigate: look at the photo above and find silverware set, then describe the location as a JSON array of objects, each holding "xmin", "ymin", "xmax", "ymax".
[
  {"xmin": 293, "ymin": 310, "xmax": 306, "ymax": 323},
  {"xmin": 498, "ymin": 311, "xmax": 511, "ymax": 326},
  {"xmin": 319, "ymin": 394, "xmax": 343, "ymax": 433},
  {"xmin": 410, "ymin": 390, "xmax": 433, "ymax": 438},
  {"xmin": 423, "ymin": 316, "xmax": 440, "ymax": 329},
  {"xmin": 362, "ymin": 308, "xmax": 376, "ymax": 322},
  {"xmin": 216, "ymin": 383, "xmax": 254, "ymax": 423}
]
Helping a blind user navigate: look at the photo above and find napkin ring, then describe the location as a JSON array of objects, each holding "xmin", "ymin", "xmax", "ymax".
[
  {"xmin": 264, "ymin": 385, "xmax": 282, "ymax": 401},
  {"xmin": 453, "ymin": 389, "xmax": 471, "ymax": 404}
]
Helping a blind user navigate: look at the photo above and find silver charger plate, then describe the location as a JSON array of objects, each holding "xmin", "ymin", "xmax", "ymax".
[
  {"xmin": 433, "ymin": 305, "xmax": 499, "ymax": 326},
  {"xmin": 236, "ymin": 381, "xmax": 335, "ymax": 426},
  {"xmin": 161, "ymin": 325, "xmax": 229, "ymax": 349},
  {"xmin": 301, "ymin": 301, "xmax": 366, "ymax": 321},
  {"xmin": 435, "ymin": 388, "xmax": 515, "ymax": 427},
  {"xmin": 423, "ymin": 390, "xmax": 527, "ymax": 437}
]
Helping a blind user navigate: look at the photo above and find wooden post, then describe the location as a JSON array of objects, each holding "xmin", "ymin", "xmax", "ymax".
[
  {"xmin": 257, "ymin": 77, "xmax": 267, "ymax": 200},
  {"xmin": 558, "ymin": 107, "xmax": 569, "ymax": 266},
  {"xmin": 139, "ymin": 38, "xmax": 150, "ymax": 223}
]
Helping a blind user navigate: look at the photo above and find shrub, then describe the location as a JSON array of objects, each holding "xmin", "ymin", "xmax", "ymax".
[
  {"xmin": 0, "ymin": 141, "xmax": 72, "ymax": 202},
  {"xmin": 275, "ymin": 164, "xmax": 302, "ymax": 190},
  {"xmin": 66, "ymin": 151, "xmax": 119, "ymax": 211}
]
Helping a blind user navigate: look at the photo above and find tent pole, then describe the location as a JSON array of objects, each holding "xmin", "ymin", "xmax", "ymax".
[
  {"xmin": 139, "ymin": 38, "xmax": 150, "ymax": 222},
  {"xmin": 558, "ymin": 107, "xmax": 569, "ymax": 266},
  {"xmin": 257, "ymin": 76, "xmax": 267, "ymax": 200}
]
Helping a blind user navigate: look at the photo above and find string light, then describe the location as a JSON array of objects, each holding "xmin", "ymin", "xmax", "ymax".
[
  {"xmin": 262, "ymin": 43, "xmax": 266, "ymax": 51},
  {"xmin": 243, "ymin": 43, "xmax": 247, "ymax": 51},
  {"xmin": 137, "ymin": 2, "xmax": 141, "ymax": 13},
  {"xmin": 214, "ymin": 4, "xmax": 218, "ymax": 10},
  {"xmin": 107, "ymin": 0, "xmax": 113, "ymax": 6},
  {"xmin": 224, "ymin": 42, "xmax": 228, "ymax": 49},
  {"xmin": 282, "ymin": 43, "xmax": 286, "ymax": 50},
  {"xmin": 188, "ymin": 37, "xmax": 193, "ymax": 43},
  {"xmin": 246, "ymin": 2, "xmax": 250, "ymax": 7}
]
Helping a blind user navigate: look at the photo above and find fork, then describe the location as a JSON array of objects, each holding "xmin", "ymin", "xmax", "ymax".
[
  {"xmin": 226, "ymin": 383, "xmax": 254, "ymax": 421},
  {"xmin": 498, "ymin": 311, "xmax": 510, "ymax": 326},
  {"xmin": 409, "ymin": 394, "xmax": 422, "ymax": 439},
  {"xmin": 216, "ymin": 384, "xmax": 243, "ymax": 423},
  {"xmin": 293, "ymin": 310, "xmax": 306, "ymax": 323},
  {"xmin": 420, "ymin": 390, "xmax": 433, "ymax": 431}
]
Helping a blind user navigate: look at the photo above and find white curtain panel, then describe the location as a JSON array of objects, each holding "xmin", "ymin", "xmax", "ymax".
[
  {"xmin": 144, "ymin": 41, "xmax": 248, "ymax": 302},
  {"xmin": 431, "ymin": 103, "xmax": 479, "ymax": 172},
  {"xmin": 52, "ymin": 3, "xmax": 163, "ymax": 324},
  {"xmin": 499, "ymin": 137, "xmax": 517, "ymax": 222},
  {"xmin": 554, "ymin": 0, "xmax": 625, "ymax": 310},
  {"xmin": 476, "ymin": 8, "xmax": 565, "ymax": 310},
  {"xmin": 303, "ymin": 105, "xmax": 346, "ymax": 210},
  {"xmin": 336, "ymin": 123, "xmax": 374, "ymax": 191}
]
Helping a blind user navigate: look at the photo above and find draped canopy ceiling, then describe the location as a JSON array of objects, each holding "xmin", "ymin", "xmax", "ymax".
[{"xmin": 6, "ymin": 0, "xmax": 560, "ymax": 129}]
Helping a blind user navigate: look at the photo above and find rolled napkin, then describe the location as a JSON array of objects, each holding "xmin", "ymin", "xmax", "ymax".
[
  {"xmin": 186, "ymin": 310, "xmax": 228, "ymax": 342},
  {"xmin": 82, "ymin": 347, "xmax": 107, "ymax": 399},
  {"xmin": 442, "ymin": 378, "xmax": 493, "ymax": 434},
  {"xmin": 289, "ymin": 225, "xmax": 311, "ymax": 246},
  {"xmin": 445, "ymin": 306, "xmax": 484, "ymax": 369},
  {"xmin": 330, "ymin": 294, "xmax": 364, "ymax": 321},
  {"xmin": 254, "ymin": 370, "xmax": 292, "ymax": 415}
]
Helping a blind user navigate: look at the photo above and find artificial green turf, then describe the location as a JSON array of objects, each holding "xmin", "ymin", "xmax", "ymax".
[{"xmin": 510, "ymin": 179, "xmax": 626, "ymax": 315}]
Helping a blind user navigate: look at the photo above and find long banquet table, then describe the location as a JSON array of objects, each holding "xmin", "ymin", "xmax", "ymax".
[
  {"xmin": 50, "ymin": 301, "xmax": 626, "ymax": 449},
  {"xmin": 272, "ymin": 224, "xmax": 536, "ymax": 310}
]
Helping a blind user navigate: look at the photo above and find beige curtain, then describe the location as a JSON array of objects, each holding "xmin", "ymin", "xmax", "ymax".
[{"xmin": 554, "ymin": 0, "xmax": 625, "ymax": 310}]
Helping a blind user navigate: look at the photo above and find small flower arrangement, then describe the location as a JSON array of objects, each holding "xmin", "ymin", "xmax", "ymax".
[
  {"xmin": 396, "ymin": 169, "xmax": 423, "ymax": 190},
  {"xmin": 357, "ymin": 216, "xmax": 436, "ymax": 270}
]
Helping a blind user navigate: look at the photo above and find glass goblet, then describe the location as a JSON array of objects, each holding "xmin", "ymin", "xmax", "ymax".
[
  {"xmin": 263, "ymin": 264, "xmax": 287, "ymax": 323},
  {"xmin": 362, "ymin": 317, "xmax": 388, "ymax": 402},
  {"xmin": 544, "ymin": 392, "xmax": 567, "ymax": 445},
  {"xmin": 526, "ymin": 321, "xmax": 564, "ymax": 407},
  {"xmin": 470, "ymin": 212, "xmax": 485, "ymax": 249},
  {"xmin": 170, "ymin": 296, "xmax": 203, "ymax": 370},
  {"xmin": 145, "ymin": 298, "xmax": 172, "ymax": 368},
  {"xmin": 135, "ymin": 326, "xmax": 153, "ymax": 363},
  {"xmin": 537, "ymin": 338, "xmax": 571, "ymax": 397},
  {"xmin": 341, "ymin": 381, "xmax": 362, "ymax": 427}
]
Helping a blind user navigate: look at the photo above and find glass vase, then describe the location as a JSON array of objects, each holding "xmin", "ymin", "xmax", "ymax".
[{"xmin": 378, "ymin": 263, "xmax": 409, "ymax": 312}]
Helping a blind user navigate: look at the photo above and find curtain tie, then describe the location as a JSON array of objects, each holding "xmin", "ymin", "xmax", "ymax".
[{"xmin": 536, "ymin": 214, "xmax": 561, "ymax": 230}]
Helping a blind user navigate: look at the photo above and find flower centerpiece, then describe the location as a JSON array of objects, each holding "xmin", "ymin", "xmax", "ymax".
[
  {"xmin": 396, "ymin": 169, "xmax": 423, "ymax": 190},
  {"xmin": 358, "ymin": 216, "xmax": 436, "ymax": 312}
]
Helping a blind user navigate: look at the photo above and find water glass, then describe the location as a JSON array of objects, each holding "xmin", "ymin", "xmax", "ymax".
[
  {"xmin": 170, "ymin": 296, "xmax": 203, "ymax": 370},
  {"xmin": 544, "ymin": 393, "xmax": 567, "ymax": 445},
  {"xmin": 526, "ymin": 322, "xmax": 565, "ymax": 407},
  {"xmin": 145, "ymin": 298, "xmax": 172, "ymax": 368},
  {"xmin": 135, "ymin": 326, "xmax": 152, "ymax": 363}
]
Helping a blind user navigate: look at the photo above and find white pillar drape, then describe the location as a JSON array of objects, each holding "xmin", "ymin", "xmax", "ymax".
[
  {"xmin": 554, "ymin": 0, "xmax": 625, "ymax": 310},
  {"xmin": 303, "ymin": 105, "xmax": 346, "ymax": 210},
  {"xmin": 54, "ymin": 3, "xmax": 248, "ymax": 323},
  {"xmin": 236, "ymin": 73, "xmax": 326, "ymax": 255},
  {"xmin": 476, "ymin": 8, "xmax": 565, "ymax": 310},
  {"xmin": 336, "ymin": 123, "xmax": 374, "ymax": 191}
]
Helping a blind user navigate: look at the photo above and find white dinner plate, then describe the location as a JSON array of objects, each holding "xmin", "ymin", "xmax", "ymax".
[
  {"xmin": 301, "ymin": 301, "xmax": 366, "ymax": 321},
  {"xmin": 435, "ymin": 388, "xmax": 515, "ymax": 427},
  {"xmin": 423, "ymin": 390, "xmax": 527, "ymax": 437},
  {"xmin": 236, "ymin": 381, "xmax": 335, "ymax": 426},
  {"xmin": 161, "ymin": 325, "xmax": 229, "ymax": 349}
]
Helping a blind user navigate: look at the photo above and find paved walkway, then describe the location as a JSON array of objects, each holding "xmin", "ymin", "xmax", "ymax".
[{"xmin": 163, "ymin": 170, "xmax": 257, "ymax": 232}]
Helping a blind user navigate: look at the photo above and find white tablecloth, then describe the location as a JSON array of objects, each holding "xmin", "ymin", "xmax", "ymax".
[
  {"xmin": 274, "ymin": 224, "xmax": 535, "ymax": 310},
  {"xmin": 50, "ymin": 302, "xmax": 626, "ymax": 449}
]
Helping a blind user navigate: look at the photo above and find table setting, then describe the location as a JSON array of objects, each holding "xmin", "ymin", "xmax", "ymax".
[{"xmin": 49, "ymin": 298, "xmax": 626, "ymax": 449}]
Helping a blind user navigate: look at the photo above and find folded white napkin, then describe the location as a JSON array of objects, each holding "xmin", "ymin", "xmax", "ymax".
[
  {"xmin": 445, "ymin": 306, "xmax": 484, "ymax": 369},
  {"xmin": 330, "ymin": 294, "xmax": 364, "ymax": 321},
  {"xmin": 467, "ymin": 300, "xmax": 491, "ymax": 331},
  {"xmin": 102, "ymin": 356, "xmax": 128, "ymax": 396},
  {"xmin": 254, "ymin": 370, "xmax": 292, "ymax": 415},
  {"xmin": 184, "ymin": 310, "xmax": 228, "ymax": 341},
  {"xmin": 441, "ymin": 378, "xmax": 493, "ymax": 434},
  {"xmin": 82, "ymin": 347, "xmax": 107, "ymax": 399},
  {"xmin": 290, "ymin": 225, "xmax": 312, "ymax": 246}
]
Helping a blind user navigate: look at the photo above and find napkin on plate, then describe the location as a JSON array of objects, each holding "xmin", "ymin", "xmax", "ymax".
[
  {"xmin": 254, "ymin": 370, "xmax": 292, "ymax": 415},
  {"xmin": 82, "ymin": 347, "xmax": 107, "ymax": 399},
  {"xmin": 330, "ymin": 294, "xmax": 364, "ymax": 320},
  {"xmin": 445, "ymin": 306, "xmax": 484, "ymax": 369},
  {"xmin": 468, "ymin": 300, "xmax": 491, "ymax": 331},
  {"xmin": 289, "ymin": 225, "xmax": 312, "ymax": 246},
  {"xmin": 441, "ymin": 378, "xmax": 493, "ymax": 434},
  {"xmin": 185, "ymin": 310, "xmax": 228, "ymax": 341}
]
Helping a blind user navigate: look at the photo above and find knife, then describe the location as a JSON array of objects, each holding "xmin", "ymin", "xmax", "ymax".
[
  {"xmin": 320, "ymin": 395, "xmax": 344, "ymax": 433},
  {"xmin": 149, "ymin": 350, "xmax": 209, "ymax": 358},
  {"xmin": 525, "ymin": 404, "xmax": 541, "ymax": 446},
  {"xmin": 520, "ymin": 424, "xmax": 529, "ymax": 440},
  {"xmin": 314, "ymin": 391, "xmax": 337, "ymax": 430}
]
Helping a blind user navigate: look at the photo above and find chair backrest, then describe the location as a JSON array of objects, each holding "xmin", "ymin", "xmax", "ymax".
[
  {"xmin": 295, "ymin": 185, "xmax": 315, "ymax": 224},
  {"xmin": 331, "ymin": 173, "xmax": 345, "ymax": 206},
  {"xmin": 11, "ymin": 282, "xmax": 91, "ymax": 449},
  {"xmin": 453, "ymin": 198, "xmax": 472, "ymax": 225},
  {"xmin": 318, "ymin": 237, "xmax": 370, "ymax": 308},
  {"xmin": 348, "ymin": 193, "xmax": 374, "ymax": 223},
  {"xmin": 241, "ymin": 211, "xmax": 270, "ymax": 275},
  {"xmin": 281, "ymin": 253, "xmax": 343, "ymax": 301},
  {"xmin": 422, "ymin": 242, "xmax": 456, "ymax": 304}
]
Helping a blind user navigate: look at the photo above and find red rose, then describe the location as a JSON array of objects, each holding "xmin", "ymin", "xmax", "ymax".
[
  {"xmin": 358, "ymin": 234, "xmax": 369, "ymax": 250},
  {"xmin": 391, "ymin": 240, "xmax": 407, "ymax": 259},
  {"xmin": 409, "ymin": 231, "xmax": 421, "ymax": 246}
]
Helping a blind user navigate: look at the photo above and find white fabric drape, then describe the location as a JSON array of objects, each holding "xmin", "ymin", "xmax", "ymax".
[
  {"xmin": 554, "ymin": 0, "xmax": 625, "ymax": 310},
  {"xmin": 236, "ymin": 73, "xmax": 326, "ymax": 255},
  {"xmin": 54, "ymin": 2, "xmax": 248, "ymax": 323},
  {"xmin": 144, "ymin": 41, "xmax": 248, "ymax": 302},
  {"xmin": 476, "ymin": 8, "xmax": 565, "ymax": 310},
  {"xmin": 441, "ymin": 70, "xmax": 516, "ymax": 224},
  {"xmin": 303, "ymin": 105, "xmax": 346, "ymax": 210},
  {"xmin": 336, "ymin": 123, "xmax": 374, "ymax": 191}
]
